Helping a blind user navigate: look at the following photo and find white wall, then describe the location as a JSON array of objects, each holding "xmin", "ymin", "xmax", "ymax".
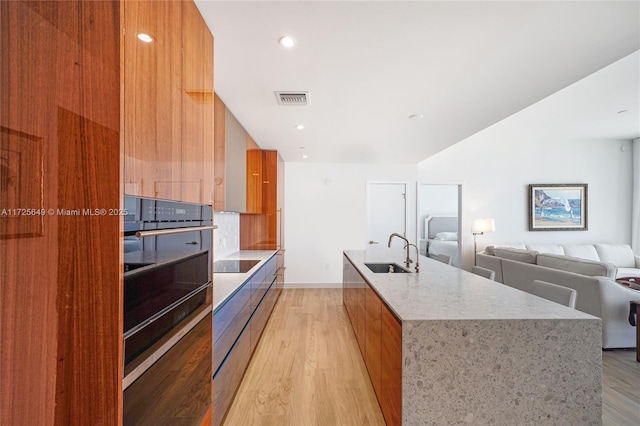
[
  {"xmin": 417, "ymin": 57, "xmax": 636, "ymax": 270},
  {"xmin": 284, "ymin": 163, "xmax": 417, "ymax": 286}
]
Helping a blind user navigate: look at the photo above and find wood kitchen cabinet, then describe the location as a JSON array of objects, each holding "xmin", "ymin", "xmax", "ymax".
[
  {"xmin": 240, "ymin": 150, "xmax": 283, "ymax": 250},
  {"xmin": 381, "ymin": 306, "xmax": 402, "ymax": 426},
  {"xmin": 342, "ymin": 254, "xmax": 402, "ymax": 425},
  {"xmin": 180, "ymin": 0, "xmax": 214, "ymax": 204},
  {"xmin": 366, "ymin": 285, "xmax": 383, "ymax": 398},
  {"xmin": 1, "ymin": 1, "xmax": 121, "ymax": 424},
  {"xmin": 213, "ymin": 94, "xmax": 226, "ymax": 210},
  {"xmin": 213, "ymin": 255, "xmax": 279, "ymax": 426},
  {"xmin": 212, "ymin": 97, "xmax": 265, "ymax": 214},
  {"xmin": 123, "ymin": 0, "xmax": 213, "ymax": 204}
]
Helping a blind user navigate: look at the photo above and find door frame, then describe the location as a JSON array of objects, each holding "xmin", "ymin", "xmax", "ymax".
[{"xmin": 415, "ymin": 182, "xmax": 464, "ymax": 266}]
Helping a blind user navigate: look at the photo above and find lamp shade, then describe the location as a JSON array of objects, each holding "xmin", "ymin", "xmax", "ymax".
[{"xmin": 473, "ymin": 218, "xmax": 495, "ymax": 233}]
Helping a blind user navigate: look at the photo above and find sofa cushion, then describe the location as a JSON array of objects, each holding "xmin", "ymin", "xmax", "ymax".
[
  {"xmin": 485, "ymin": 244, "xmax": 527, "ymax": 255},
  {"xmin": 526, "ymin": 244, "xmax": 565, "ymax": 255},
  {"xmin": 536, "ymin": 253, "xmax": 617, "ymax": 279},
  {"xmin": 562, "ymin": 245, "xmax": 600, "ymax": 261},
  {"xmin": 493, "ymin": 247, "xmax": 538, "ymax": 264},
  {"xmin": 595, "ymin": 244, "xmax": 636, "ymax": 268},
  {"xmin": 616, "ymin": 268, "xmax": 640, "ymax": 279}
]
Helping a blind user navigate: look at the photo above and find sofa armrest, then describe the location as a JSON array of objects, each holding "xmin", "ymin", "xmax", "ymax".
[
  {"xmin": 635, "ymin": 255, "xmax": 640, "ymax": 268},
  {"xmin": 597, "ymin": 277, "xmax": 639, "ymax": 348},
  {"xmin": 476, "ymin": 253, "xmax": 503, "ymax": 283}
]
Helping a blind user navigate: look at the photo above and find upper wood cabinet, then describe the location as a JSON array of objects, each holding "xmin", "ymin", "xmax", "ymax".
[
  {"xmin": 123, "ymin": 0, "xmax": 213, "ymax": 204},
  {"xmin": 181, "ymin": 0, "xmax": 214, "ymax": 204},
  {"xmin": 213, "ymin": 94, "xmax": 226, "ymax": 210}
]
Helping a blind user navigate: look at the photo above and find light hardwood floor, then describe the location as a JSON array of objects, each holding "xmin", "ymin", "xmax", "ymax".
[
  {"xmin": 603, "ymin": 349, "xmax": 640, "ymax": 425},
  {"xmin": 224, "ymin": 288, "xmax": 640, "ymax": 426}
]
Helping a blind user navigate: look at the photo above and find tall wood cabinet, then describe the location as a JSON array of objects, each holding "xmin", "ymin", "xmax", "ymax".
[
  {"xmin": 1, "ymin": 1, "xmax": 214, "ymax": 424},
  {"xmin": 123, "ymin": 0, "xmax": 213, "ymax": 204},
  {"xmin": 240, "ymin": 150, "xmax": 284, "ymax": 250},
  {"xmin": 1, "ymin": 1, "xmax": 121, "ymax": 424}
]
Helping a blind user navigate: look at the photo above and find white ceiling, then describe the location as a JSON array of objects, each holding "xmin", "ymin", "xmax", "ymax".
[{"xmin": 195, "ymin": 0, "xmax": 640, "ymax": 163}]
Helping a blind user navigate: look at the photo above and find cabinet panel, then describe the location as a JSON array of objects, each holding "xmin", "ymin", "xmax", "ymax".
[
  {"xmin": 355, "ymin": 274, "xmax": 366, "ymax": 357},
  {"xmin": 213, "ymin": 287, "xmax": 251, "ymax": 374},
  {"xmin": 1, "ymin": 1, "xmax": 122, "ymax": 424},
  {"xmin": 365, "ymin": 285, "xmax": 382, "ymax": 398},
  {"xmin": 263, "ymin": 150, "xmax": 277, "ymax": 247},
  {"xmin": 381, "ymin": 306, "xmax": 402, "ymax": 426},
  {"xmin": 180, "ymin": 0, "xmax": 213, "ymax": 204},
  {"xmin": 250, "ymin": 289, "xmax": 268, "ymax": 353},
  {"xmin": 276, "ymin": 250, "xmax": 285, "ymax": 296},
  {"xmin": 246, "ymin": 148, "xmax": 263, "ymax": 213},
  {"xmin": 123, "ymin": 0, "xmax": 182, "ymax": 201},
  {"xmin": 276, "ymin": 152, "xmax": 285, "ymax": 250},
  {"xmin": 213, "ymin": 94, "xmax": 225, "ymax": 210},
  {"xmin": 224, "ymin": 108, "xmax": 247, "ymax": 211},
  {"xmin": 213, "ymin": 324, "xmax": 250, "ymax": 426}
]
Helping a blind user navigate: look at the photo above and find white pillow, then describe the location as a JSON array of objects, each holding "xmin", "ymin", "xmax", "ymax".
[{"xmin": 435, "ymin": 232, "xmax": 458, "ymax": 241}]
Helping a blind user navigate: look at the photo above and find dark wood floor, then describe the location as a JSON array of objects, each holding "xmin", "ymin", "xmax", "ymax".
[
  {"xmin": 225, "ymin": 289, "xmax": 640, "ymax": 425},
  {"xmin": 603, "ymin": 349, "xmax": 640, "ymax": 425}
]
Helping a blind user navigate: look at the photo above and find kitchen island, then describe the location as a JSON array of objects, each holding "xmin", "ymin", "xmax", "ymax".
[{"xmin": 344, "ymin": 248, "xmax": 602, "ymax": 425}]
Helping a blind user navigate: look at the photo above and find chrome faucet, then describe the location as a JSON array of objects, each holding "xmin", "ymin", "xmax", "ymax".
[{"xmin": 387, "ymin": 233, "xmax": 420, "ymax": 272}]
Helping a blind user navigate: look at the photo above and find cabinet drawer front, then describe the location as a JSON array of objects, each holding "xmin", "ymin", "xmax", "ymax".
[
  {"xmin": 213, "ymin": 325, "xmax": 251, "ymax": 426},
  {"xmin": 214, "ymin": 282, "xmax": 250, "ymax": 343},
  {"xmin": 213, "ymin": 296, "xmax": 251, "ymax": 375},
  {"xmin": 265, "ymin": 256, "xmax": 277, "ymax": 281},
  {"xmin": 250, "ymin": 276, "xmax": 267, "ymax": 309}
]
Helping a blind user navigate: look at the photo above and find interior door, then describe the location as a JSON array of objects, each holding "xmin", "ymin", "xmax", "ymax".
[{"xmin": 366, "ymin": 182, "xmax": 407, "ymax": 247}]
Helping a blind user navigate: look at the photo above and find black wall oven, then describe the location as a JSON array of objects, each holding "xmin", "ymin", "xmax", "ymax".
[{"xmin": 122, "ymin": 196, "xmax": 214, "ymax": 425}]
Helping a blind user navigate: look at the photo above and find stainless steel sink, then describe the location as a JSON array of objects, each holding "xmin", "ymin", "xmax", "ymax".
[{"xmin": 365, "ymin": 263, "xmax": 411, "ymax": 273}]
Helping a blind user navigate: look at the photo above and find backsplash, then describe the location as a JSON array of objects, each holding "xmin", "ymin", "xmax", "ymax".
[{"xmin": 214, "ymin": 212, "xmax": 239, "ymax": 260}]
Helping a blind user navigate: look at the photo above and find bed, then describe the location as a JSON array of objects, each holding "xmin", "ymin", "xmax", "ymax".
[{"xmin": 424, "ymin": 215, "xmax": 459, "ymax": 266}]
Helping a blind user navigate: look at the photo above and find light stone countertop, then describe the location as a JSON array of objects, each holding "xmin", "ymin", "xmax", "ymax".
[
  {"xmin": 344, "ymin": 247, "xmax": 598, "ymax": 322},
  {"xmin": 213, "ymin": 250, "xmax": 277, "ymax": 312}
]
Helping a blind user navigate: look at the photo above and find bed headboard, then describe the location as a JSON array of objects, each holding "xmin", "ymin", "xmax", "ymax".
[{"xmin": 425, "ymin": 215, "xmax": 458, "ymax": 239}]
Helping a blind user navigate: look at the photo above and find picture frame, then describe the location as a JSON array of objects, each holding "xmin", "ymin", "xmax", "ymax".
[{"xmin": 528, "ymin": 184, "xmax": 588, "ymax": 231}]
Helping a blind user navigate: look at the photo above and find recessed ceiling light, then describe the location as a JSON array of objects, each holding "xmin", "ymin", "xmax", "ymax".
[
  {"xmin": 295, "ymin": 124, "xmax": 305, "ymax": 130},
  {"xmin": 409, "ymin": 114, "xmax": 424, "ymax": 120},
  {"xmin": 137, "ymin": 33, "xmax": 153, "ymax": 43},
  {"xmin": 279, "ymin": 36, "xmax": 296, "ymax": 48},
  {"xmin": 301, "ymin": 154, "xmax": 309, "ymax": 159}
]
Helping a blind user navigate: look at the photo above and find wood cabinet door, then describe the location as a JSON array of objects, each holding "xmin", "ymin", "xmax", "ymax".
[
  {"xmin": 263, "ymin": 150, "xmax": 278, "ymax": 247},
  {"xmin": 213, "ymin": 94, "xmax": 226, "ymax": 210},
  {"xmin": 276, "ymin": 152, "xmax": 284, "ymax": 249},
  {"xmin": 123, "ymin": 0, "xmax": 183, "ymax": 201},
  {"xmin": 180, "ymin": 0, "xmax": 213, "ymax": 204},
  {"xmin": 245, "ymin": 148, "xmax": 263, "ymax": 213},
  {"xmin": 355, "ymin": 273, "xmax": 367, "ymax": 357},
  {"xmin": 381, "ymin": 306, "xmax": 402, "ymax": 426},
  {"xmin": 365, "ymin": 285, "xmax": 382, "ymax": 399}
]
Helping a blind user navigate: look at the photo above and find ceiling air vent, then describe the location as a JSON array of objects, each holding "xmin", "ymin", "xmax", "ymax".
[{"xmin": 275, "ymin": 91, "xmax": 309, "ymax": 106}]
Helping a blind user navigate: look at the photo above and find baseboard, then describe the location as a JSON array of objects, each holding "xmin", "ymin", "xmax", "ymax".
[{"xmin": 283, "ymin": 282, "xmax": 342, "ymax": 289}]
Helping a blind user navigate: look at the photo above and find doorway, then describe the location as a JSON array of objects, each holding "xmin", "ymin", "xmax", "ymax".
[{"xmin": 416, "ymin": 183, "xmax": 462, "ymax": 267}]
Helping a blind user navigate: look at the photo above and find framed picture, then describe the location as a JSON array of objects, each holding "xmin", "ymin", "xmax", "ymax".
[{"xmin": 528, "ymin": 184, "xmax": 588, "ymax": 231}]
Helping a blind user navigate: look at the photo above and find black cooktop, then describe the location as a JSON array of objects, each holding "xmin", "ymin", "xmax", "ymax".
[{"xmin": 213, "ymin": 259, "xmax": 260, "ymax": 273}]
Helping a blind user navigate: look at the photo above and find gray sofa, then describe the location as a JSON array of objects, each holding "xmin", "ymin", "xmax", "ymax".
[{"xmin": 476, "ymin": 244, "xmax": 640, "ymax": 349}]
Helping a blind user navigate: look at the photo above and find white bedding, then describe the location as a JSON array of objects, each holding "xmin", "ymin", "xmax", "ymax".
[{"xmin": 428, "ymin": 239, "xmax": 459, "ymax": 265}]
